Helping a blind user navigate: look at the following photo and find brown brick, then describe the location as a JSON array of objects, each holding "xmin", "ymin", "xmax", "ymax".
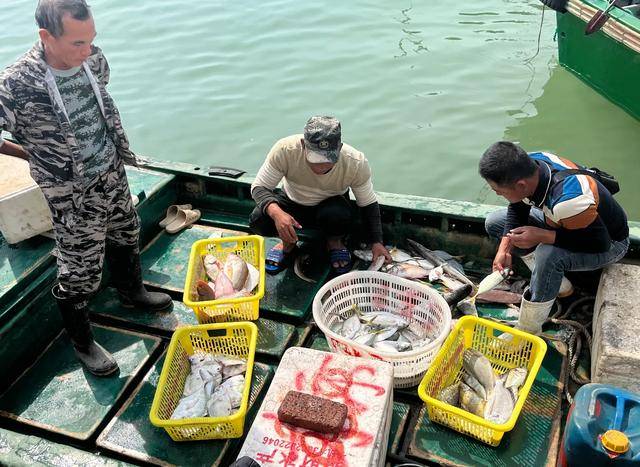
[{"xmin": 277, "ymin": 390, "xmax": 348, "ymax": 434}]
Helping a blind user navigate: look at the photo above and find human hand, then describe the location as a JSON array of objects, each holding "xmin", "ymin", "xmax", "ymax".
[
  {"xmin": 493, "ymin": 237, "xmax": 512, "ymax": 273},
  {"xmin": 272, "ymin": 210, "xmax": 302, "ymax": 244},
  {"xmin": 371, "ymin": 242, "xmax": 392, "ymax": 263},
  {"xmin": 507, "ymin": 226, "xmax": 552, "ymax": 249}
]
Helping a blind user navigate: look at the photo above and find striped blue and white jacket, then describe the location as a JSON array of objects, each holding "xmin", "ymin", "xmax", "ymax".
[{"xmin": 504, "ymin": 152, "xmax": 628, "ymax": 252}]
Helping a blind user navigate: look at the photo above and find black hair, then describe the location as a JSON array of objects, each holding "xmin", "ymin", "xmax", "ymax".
[
  {"xmin": 35, "ymin": 0, "xmax": 91, "ymax": 38},
  {"xmin": 478, "ymin": 141, "xmax": 537, "ymax": 185}
]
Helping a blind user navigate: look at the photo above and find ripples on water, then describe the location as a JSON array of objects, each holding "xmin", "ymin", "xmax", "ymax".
[{"xmin": 2, "ymin": 0, "xmax": 639, "ymax": 218}]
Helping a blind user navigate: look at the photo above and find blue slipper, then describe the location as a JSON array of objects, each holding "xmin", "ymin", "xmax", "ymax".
[
  {"xmin": 265, "ymin": 243, "xmax": 296, "ymax": 275},
  {"xmin": 329, "ymin": 248, "xmax": 352, "ymax": 275}
]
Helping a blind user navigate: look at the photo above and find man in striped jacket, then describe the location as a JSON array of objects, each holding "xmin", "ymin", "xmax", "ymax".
[
  {"xmin": 0, "ymin": 0, "xmax": 171, "ymax": 376},
  {"xmin": 480, "ymin": 141, "xmax": 629, "ymax": 335}
]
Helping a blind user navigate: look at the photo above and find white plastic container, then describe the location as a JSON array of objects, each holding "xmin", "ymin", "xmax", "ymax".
[
  {"xmin": 313, "ymin": 271, "xmax": 452, "ymax": 388},
  {"xmin": 238, "ymin": 347, "xmax": 394, "ymax": 467},
  {"xmin": 0, "ymin": 156, "xmax": 52, "ymax": 244}
]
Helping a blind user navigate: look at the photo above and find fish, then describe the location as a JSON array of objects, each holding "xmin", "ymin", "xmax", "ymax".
[
  {"xmin": 443, "ymin": 284, "xmax": 473, "ymax": 308},
  {"xmin": 407, "ymin": 239, "xmax": 475, "ymax": 290},
  {"xmin": 329, "ymin": 319, "xmax": 343, "ymax": 334},
  {"xmin": 353, "ymin": 330, "xmax": 378, "ymax": 346},
  {"xmin": 484, "ymin": 379, "xmax": 515, "ymax": 424},
  {"xmin": 374, "ymin": 339, "xmax": 412, "ymax": 352},
  {"xmin": 353, "ymin": 247, "xmax": 413, "ymax": 263},
  {"xmin": 428, "ymin": 265, "xmax": 444, "ymax": 282},
  {"xmin": 476, "ymin": 290, "xmax": 522, "ymax": 305},
  {"xmin": 475, "ymin": 269, "xmax": 510, "ymax": 296},
  {"xmin": 216, "ymin": 374, "xmax": 245, "ymax": 408},
  {"xmin": 203, "ymin": 255, "xmax": 221, "ymax": 282},
  {"xmin": 206, "ymin": 390, "xmax": 233, "ymax": 418},
  {"xmin": 341, "ymin": 314, "xmax": 361, "ymax": 339},
  {"xmin": 462, "ymin": 371, "xmax": 487, "ymax": 400},
  {"xmin": 243, "ymin": 262, "xmax": 260, "ymax": 292},
  {"xmin": 457, "ymin": 299, "xmax": 478, "ymax": 317},
  {"xmin": 459, "ymin": 382, "xmax": 486, "ymax": 417},
  {"xmin": 438, "ymin": 382, "xmax": 461, "ymax": 406},
  {"xmin": 171, "ymin": 387, "xmax": 208, "ymax": 419},
  {"xmin": 374, "ymin": 326, "xmax": 399, "ymax": 342},
  {"xmin": 294, "ymin": 253, "xmax": 316, "ymax": 283},
  {"xmin": 360, "ymin": 311, "xmax": 410, "ymax": 328},
  {"xmin": 381, "ymin": 263, "xmax": 430, "ymax": 280},
  {"xmin": 196, "ymin": 280, "xmax": 216, "ymax": 301},
  {"xmin": 504, "ymin": 367, "xmax": 527, "ymax": 399},
  {"xmin": 223, "ymin": 254, "xmax": 249, "ymax": 291},
  {"xmin": 367, "ymin": 255, "xmax": 386, "ymax": 272},
  {"xmin": 218, "ymin": 356, "xmax": 247, "ymax": 379},
  {"xmin": 462, "ymin": 349, "xmax": 496, "ymax": 396},
  {"xmin": 214, "ymin": 270, "xmax": 235, "ymax": 299}
]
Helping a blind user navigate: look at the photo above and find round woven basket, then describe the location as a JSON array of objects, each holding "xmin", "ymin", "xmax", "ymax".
[{"xmin": 312, "ymin": 271, "xmax": 452, "ymax": 388}]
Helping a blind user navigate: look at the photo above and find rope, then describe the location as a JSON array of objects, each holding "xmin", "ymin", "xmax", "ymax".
[
  {"xmin": 525, "ymin": 5, "xmax": 546, "ymax": 63},
  {"xmin": 542, "ymin": 296, "xmax": 595, "ymax": 404}
]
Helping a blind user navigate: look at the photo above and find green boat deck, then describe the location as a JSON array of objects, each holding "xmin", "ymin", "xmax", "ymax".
[{"xmin": 2, "ymin": 163, "xmax": 639, "ymax": 466}]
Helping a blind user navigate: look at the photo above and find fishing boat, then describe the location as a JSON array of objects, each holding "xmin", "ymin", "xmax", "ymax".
[
  {"xmin": 1, "ymin": 157, "xmax": 639, "ymax": 466},
  {"xmin": 545, "ymin": 0, "xmax": 640, "ymax": 120}
]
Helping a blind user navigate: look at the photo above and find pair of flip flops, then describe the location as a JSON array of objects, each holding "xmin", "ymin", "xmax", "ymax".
[
  {"xmin": 159, "ymin": 204, "xmax": 201, "ymax": 234},
  {"xmin": 265, "ymin": 243, "xmax": 352, "ymax": 275}
]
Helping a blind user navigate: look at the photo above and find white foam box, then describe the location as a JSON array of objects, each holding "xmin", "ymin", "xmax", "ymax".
[
  {"xmin": 0, "ymin": 155, "xmax": 52, "ymax": 244},
  {"xmin": 238, "ymin": 347, "xmax": 394, "ymax": 467}
]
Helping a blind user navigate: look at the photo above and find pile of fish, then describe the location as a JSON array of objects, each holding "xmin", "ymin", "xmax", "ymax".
[
  {"xmin": 329, "ymin": 304, "xmax": 433, "ymax": 353},
  {"xmin": 195, "ymin": 253, "xmax": 260, "ymax": 302},
  {"xmin": 437, "ymin": 348, "xmax": 527, "ymax": 424},
  {"xmin": 354, "ymin": 239, "xmax": 474, "ymax": 294},
  {"xmin": 171, "ymin": 352, "xmax": 247, "ymax": 419}
]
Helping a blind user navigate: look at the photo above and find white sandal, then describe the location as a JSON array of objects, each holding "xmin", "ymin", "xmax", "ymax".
[
  {"xmin": 159, "ymin": 204, "xmax": 192, "ymax": 228},
  {"xmin": 165, "ymin": 208, "xmax": 201, "ymax": 234}
]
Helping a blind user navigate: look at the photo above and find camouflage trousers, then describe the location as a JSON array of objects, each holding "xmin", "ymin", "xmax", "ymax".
[{"xmin": 52, "ymin": 160, "xmax": 140, "ymax": 297}]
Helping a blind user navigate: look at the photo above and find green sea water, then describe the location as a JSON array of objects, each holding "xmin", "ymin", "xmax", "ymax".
[{"xmin": 2, "ymin": 0, "xmax": 639, "ymax": 218}]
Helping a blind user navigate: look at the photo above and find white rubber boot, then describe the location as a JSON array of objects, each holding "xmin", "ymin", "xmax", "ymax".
[
  {"xmin": 515, "ymin": 290, "xmax": 555, "ymax": 335},
  {"xmin": 520, "ymin": 252, "xmax": 574, "ymax": 298}
]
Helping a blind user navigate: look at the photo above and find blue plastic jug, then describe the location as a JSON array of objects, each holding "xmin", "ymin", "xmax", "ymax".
[{"xmin": 559, "ymin": 383, "xmax": 640, "ymax": 466}]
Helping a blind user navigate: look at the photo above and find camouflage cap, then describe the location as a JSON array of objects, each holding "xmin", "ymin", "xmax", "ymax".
[{"xmin": 303, "ymin": 116, "xmax": 341, "ymax": 164}]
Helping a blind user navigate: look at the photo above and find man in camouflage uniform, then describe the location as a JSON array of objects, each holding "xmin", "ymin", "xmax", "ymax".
[{"xmin": 0, "ymin": 0, "xmax": 172, "ymax": 376}]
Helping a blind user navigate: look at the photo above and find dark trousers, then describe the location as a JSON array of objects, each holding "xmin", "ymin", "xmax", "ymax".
[{"xmin": 249, "ymin": 191, "xmax": 354, "ymax": 239}]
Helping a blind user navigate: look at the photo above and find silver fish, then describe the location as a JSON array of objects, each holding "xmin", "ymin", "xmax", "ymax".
[
  {"xmin": 459, "ymin": 382, "xmax": 486, "ymax": 417},
  {"xmin": 353, "ymin": 329, "xmax": 379, "ymax": 346},
  {"xmin": 457, "ymin": 298, "xmax": 478, "ymax": 317},
  {"xmin": 329, "ymin": 319, "xmax": 343, "ymax": 334},
  {"xmin": 463, "ymin": 349, "xmax": 496, "ymax": 396},
  {"xmin": 374, "ymin": 326, "xmax": 399, "ymax": 342},
  {"xmin": 438, "ymin": 382, "xmax": 461, "ymax": 406},
  {"xmin": 462, "ymin": 371, "xmax": 487, "ymax": 400},
  {"xmin": 504, "ymin": 367, "xmax": 527, "ymax": 399},
  {"xmin": 484, "ymin": 379, "xmax": 515, "ymax": 424},
  {"xmin": 360, "ymin": 312, "xmax": 410, "ymax": 328},
  {"xmin": 381, "ymin": 263, "xmax": 430, "ymax": 280},
  {"xmin": 373, "ymin": 341, "xmax": 400, "ymax": 353},
  {"xmin": 353, "ymin": 247, "xmax": 413, "ymax": 263},
  {"xmin": 341, "ymin": 314, "xmax": 361, "ymax": 339},
  {"xmin": 243, "ymin": 262, "xmax": 260, "ymax": 292},
  {"xmin": 218, "ymin": 356, "xmax": 247, "ymax": 379},
  {"xmin": 171, "ymin": 387, "xmax": 208, "ymax": 420},
  {"xmin": 367, "ymin": 255, "xmax": 386, "ymax": 272},
  {"xmin": 206, "ymin": 391, "xmax": 233, "ymax": 418}
]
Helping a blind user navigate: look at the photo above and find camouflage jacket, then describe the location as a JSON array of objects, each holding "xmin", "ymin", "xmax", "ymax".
[{"xmin": 0, "ymin": 42, "xmax": 139, "ymax": 212}]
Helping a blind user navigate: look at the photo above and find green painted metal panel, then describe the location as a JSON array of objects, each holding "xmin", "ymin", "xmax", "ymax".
[
  {"xmin": 388, "ymin": 402, "xmax": 410, "ymax": 455},
  {"xmin": 89, "ymin": 288, "xmax": 296, "ymax": 359},
  {"xmin": 557, "ymin": 10, "xmax": 640, "ymax": 121},
  {"xmin": 0, "ymin": 427, "xmax": 133, "ymax": 466},
  {"xmin": 0, "ymin": 326, "xmax": 160, "ymax": 441},
  {"xmin": 96, "ymin": 353, "xmax": 273, "ymax": 467},
  {"xmin": 140, "ymin": 225, "xmax": 248, "ymax": 293},
  {"xmin": 260, "ymin": 238, "xmax": 329, "ymax": 321},
  {"xmin": 125, "ymin": 166, "xmax": 175, "ymax": 202},
  {"xmin": 308, "ymin": 334, "xmax": 331, "ymax": 352},
  {"xmin": 408, "ymin": 345, "xmax": 565, "ymax": 467},
  {"xmin": 0, "ymin": 281, "xmax": 63, "ymax": 394},
  {"xmin": 0, "ymin": 234, "xmax": 54, "ymax": 312}
]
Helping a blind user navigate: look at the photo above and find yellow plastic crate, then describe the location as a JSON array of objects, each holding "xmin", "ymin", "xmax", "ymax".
[
  {"xmin": 417, "ymin": 316, "xmax": 547, "ymax": 446},
  {"xmin": 183, "ymin": 235, "xmax": 265, "ymax": 323},
  {"xmin": 149, "ymin": 322, "xmax": 258, "ymax": 441}
]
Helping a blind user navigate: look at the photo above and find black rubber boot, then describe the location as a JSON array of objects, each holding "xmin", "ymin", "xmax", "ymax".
[
  {"xmin": 52, "ymin": 285, "xmax": 119, "ymax": 376},
  {"xmin": 108, "ymin": 244, "xmax": 173, "ymax": 311}
]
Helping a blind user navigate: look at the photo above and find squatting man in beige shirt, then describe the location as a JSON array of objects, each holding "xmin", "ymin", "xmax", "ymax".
[{"xmin": 250, "ymin": 116, "xmax": 391, "ymax": 275}]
